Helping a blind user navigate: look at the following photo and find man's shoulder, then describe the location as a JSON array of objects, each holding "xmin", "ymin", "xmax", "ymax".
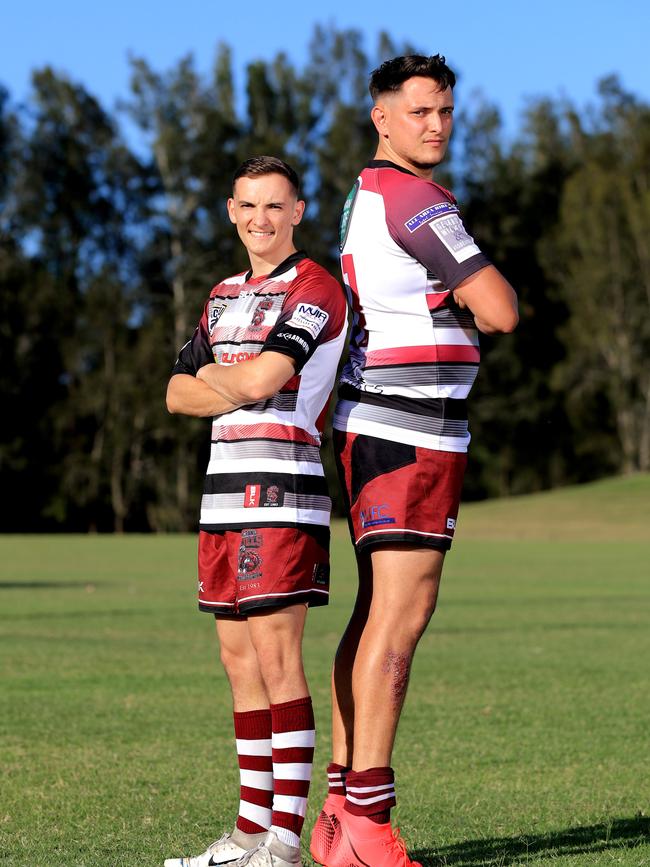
[
  {"xmin": 294, "ymin": 256, "xmax": 341, "ymax": 288},
  {"xmin": 369, "ymin": 164, "xmax": 456, "ymax": 206},
  {"xmin": 208, "ymin": 271, "xmax": 247, "ymax": 298}
]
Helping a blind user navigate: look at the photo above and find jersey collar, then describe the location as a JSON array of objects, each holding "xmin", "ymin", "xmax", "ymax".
[{"xmin": 244, "ymin": 250, "xmax": 308, "ymax": 283}]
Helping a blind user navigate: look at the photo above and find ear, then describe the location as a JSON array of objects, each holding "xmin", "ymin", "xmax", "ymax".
[
  {"xmin": 227, "ymin": 197, "xmax": 237, "ymax": 224},
  {"xmin": 292, "ymin": 199, "xmax": 306, "ymax": 226},
  {"xmin": 371, "ymin": 103, "xmax": 388, "ymax": 137}
]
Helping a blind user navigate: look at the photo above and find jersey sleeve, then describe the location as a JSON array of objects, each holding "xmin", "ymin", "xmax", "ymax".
[
  {"xmin": 171, "ymin": 299, "xmax": 214, "ymax": 376},
  {"xmin": 261, "ymin": 264, "xmax": 347, "ymax": 373},
  {"xmin": 380, "ymin": 171, "xmax": 491, "ymax": 291}
]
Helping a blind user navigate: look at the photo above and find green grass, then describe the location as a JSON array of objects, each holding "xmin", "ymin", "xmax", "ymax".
[{"xmin": 1, "ymin": 474, "xmax": 649, "ymax": 866}]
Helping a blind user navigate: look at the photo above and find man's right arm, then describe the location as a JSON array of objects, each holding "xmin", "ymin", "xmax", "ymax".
[
  {"xmin": 166, "ymin": 373, "xmax": 242, "ymax": 417},
  {"xmin": 453, "ymin": 265, "xmax": 518, "ymax": 334}
]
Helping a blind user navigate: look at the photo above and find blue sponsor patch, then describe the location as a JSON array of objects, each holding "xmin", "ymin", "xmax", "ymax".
[{"xmin": 405, "ymin": 201, "xmax": 457, "ymax": 233}]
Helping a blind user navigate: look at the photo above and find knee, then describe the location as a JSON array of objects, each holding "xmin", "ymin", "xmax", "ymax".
[
  {"xmin": 255, "ymin": 644, "xmax": 302, "ymax": 693},
  {"xmin": 220, "ymin": 643, "xmax": 259, "ymax": 685}
]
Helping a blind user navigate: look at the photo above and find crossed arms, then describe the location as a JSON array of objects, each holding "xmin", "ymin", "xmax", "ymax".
[{"xmin": 166, "ymin": 351, "xmax": 296, "ymax": 418}]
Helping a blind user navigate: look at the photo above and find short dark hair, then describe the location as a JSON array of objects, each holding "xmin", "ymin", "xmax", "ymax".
[
  {"xmin": 232, "ymin": 156, "xmax": 301, "ymax": 197},
  {"xmin": 369, "ymin": 54, "xmax": 456, "ymax": 101}
]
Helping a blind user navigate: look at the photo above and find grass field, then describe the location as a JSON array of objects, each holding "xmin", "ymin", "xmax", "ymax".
[{"xmin": 1, "ymin": 474, "xmax": 649, "ymax": 866}]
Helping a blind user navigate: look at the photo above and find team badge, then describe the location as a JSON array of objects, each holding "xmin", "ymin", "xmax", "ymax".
[
  {"xmin": 250, "ymin": 297, "xmax": 274, "ymax": 330},
  {"xmin": 237, "ymin": 529, "xmax": 263, "ymax": 581}
]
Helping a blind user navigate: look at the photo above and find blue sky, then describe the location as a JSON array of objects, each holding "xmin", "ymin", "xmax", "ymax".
[{"xmin": 3, "ymin": 0, "xmax": 649, "ymax": 137}]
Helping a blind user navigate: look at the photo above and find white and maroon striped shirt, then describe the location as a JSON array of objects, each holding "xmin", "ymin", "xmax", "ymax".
[
  {"xmin": 172, "ymin": 252, "xmax": 347, "ymax": 531},
  {"xmin": 333, "ymin": 161, "xmax": 491, "ymax": 453}
]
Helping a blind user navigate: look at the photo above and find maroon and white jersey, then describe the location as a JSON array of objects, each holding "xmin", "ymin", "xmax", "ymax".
[
  {"xmin": 333, "ymin": 161, "xmax": 491, "ymax": 452},
  {"xmin": 172, "ymin": 252, "xmax": 347, "ymax": 531}
]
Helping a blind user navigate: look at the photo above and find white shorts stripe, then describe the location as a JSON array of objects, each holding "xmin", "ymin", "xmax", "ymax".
[
  {"xmin": 272, "ymin": 729, "xmax": 316, "ymax": 749},
  {"xmin": 239, "ymin": 800, "xmax": 272, "ymax": 827},
  {"xmin": 272, "ymin": 761, "xmax": 313, "ymax": 781},
  {"xmin": 239, "ymin": 769, "xmax": 273, "ymax": 790},
  {"xmin": 235, "ymin": 737, "xmax": 272, "ymax": 756},
  {"xmin": 272, "ymin": 794, "xmax": 308, "ymax": 818}
]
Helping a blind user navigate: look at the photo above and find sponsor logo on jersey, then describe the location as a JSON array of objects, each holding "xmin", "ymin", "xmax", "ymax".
[
  {"xmin": 405, "ymin": 201, "xmax": 457, "ymax": 232},
  {"xmin": 430, "ymin": 214, "xmax": 481, "ymax": 263},
  {"xmin": 244, "ymin": 484, "xmax": 261, "ymax": 508},
  {"xmin": 360, "ymin": 503, "xmax": 396, "ymax": 528},
  {"xmin": 208, "ymin": 300, "xmax": 228, "ymax": 334},
  {"xmin": 446, "ymin": 517, "xmax": 456, "ymax": 530},
  {"xmin": 286, "ymin": 303, "xmax": 329, "ymax": 339},
  {"xmin": 276, "ymin": 332, "xmax": 310, "ymax": 353},
  {"xmin": 221, "ymin": 350, "xmax": 259, "ymax": 364}
]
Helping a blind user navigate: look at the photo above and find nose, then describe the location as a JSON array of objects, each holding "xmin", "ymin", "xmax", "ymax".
[{"xmin": 428, "ymin": 112, "xmax": 443, "ymax": 133}]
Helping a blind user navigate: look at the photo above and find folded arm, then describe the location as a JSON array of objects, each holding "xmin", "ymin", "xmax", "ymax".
[
  {"xmin": 166, "ymin": 351, "xmax": 296, "ymax": 418},
  {"xmin": 453, "ymin": 265, "xmax": 519, "ymax": 334}
]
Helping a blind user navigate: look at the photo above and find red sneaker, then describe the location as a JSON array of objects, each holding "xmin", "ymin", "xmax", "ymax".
[
  {"xmin": 309, "ymin": 793, "xmax": 345, "ymax": 864},
  {"xmin": 324, "ymin": 811, "xmax": 421, "ymax": 867}
]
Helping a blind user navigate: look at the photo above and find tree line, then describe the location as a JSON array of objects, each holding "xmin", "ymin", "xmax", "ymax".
[{"xmin": 1, "ymin": 27, "xmax": 648, "ymax": 532}]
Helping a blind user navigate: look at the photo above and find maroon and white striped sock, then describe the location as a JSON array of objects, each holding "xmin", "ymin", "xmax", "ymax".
[
  {"xmin": 234, "ymin": 709, "xmax": 273, "ymax": 835},
  {"xmin": 327, "ymin": 762, "xmax": 350, "ymax": 797},
  {"xmin": 344, "ymin": 766, "xmax": 396, "ymax": 824},
  {"xmin": 269, "ymin": 696, "xmax": 316, "ymax": 848}
]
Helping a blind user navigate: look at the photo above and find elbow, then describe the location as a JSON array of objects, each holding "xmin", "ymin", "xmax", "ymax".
[
  {"xmin": 166, "ymin": 384, "xmax": 179, "ymax": 414},
  {"xmin": 499, "ymin": 308, "xmax": 519, "ymax": 333}
]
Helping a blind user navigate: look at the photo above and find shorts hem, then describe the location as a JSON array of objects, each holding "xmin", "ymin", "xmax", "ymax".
[
  {"xmin": 199, "ymin": 590, "xmax": 329, "ymax": 617},
  {"xmin": 355, "ymin": 530, "xmax": 453, "ymax": 553}
]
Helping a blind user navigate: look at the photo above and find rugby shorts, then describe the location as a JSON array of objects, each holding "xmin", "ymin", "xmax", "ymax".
[
  {"xmin": 334, "ymin": 430, "xmax": 467, "ymax": 552},
  {"xmin": 197, "ymin": 525, "xmax": 330, "ymax": 615}
]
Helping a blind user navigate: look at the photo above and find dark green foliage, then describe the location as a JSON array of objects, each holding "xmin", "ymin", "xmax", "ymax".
[{"xmin": 0, "ymin": 31, "xmax": 648, "ymax": 530}]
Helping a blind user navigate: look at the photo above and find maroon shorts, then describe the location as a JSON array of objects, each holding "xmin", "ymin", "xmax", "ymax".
[
  {"xmin": 334, "ymin": 430, "xmax": 467, "ymax": 552},
  {"xmin": 197, "ymin": 526, "xmax": 330, "ymax": 616}
]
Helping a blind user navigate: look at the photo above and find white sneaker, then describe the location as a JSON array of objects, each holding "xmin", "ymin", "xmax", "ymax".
[
  {"xmin": 164, "ymin": 829, "xmax": 266, "ymax": 867},
  {"xmin": 233, "ymin": 831, "xmax": 301, "ymax": 867}
]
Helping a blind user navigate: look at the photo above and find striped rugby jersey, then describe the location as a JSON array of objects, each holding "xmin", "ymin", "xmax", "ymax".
[
  {"xmin": 333, "ymin": 161, "xmax": 491, "ymax": 453},
  {"xmin": 172, "ymin": 252, "xmax": 347, "ymax": 532}
]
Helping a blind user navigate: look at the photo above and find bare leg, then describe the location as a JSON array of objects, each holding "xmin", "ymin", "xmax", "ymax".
[
  {"xmin": 247, "ymin": 603, "xmax": 309, "ymax": 703},
  {"xmin": 216, "ymin": 616, "xmax": 269, "ymax": 710},
  {"xmin": 332, "ymin": 545, "xmax": 444, "ymax": 770}
]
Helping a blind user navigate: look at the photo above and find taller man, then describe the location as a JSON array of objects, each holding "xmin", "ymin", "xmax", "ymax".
[
  {"xmin": 310, "ymin": 55, "xmax": 518, "ymax": 867},
  {"xmin": 164, "ymin": 156, "xmax": 346, "ymax": 867}
]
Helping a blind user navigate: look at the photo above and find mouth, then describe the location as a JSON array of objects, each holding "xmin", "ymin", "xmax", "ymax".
[{"xmin": 250, "ymin": 230, "xmax": 274, "ymax": 238}]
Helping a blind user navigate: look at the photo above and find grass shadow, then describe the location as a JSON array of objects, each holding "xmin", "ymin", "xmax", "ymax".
[{"xmin": 413, "ymin": 816, "xmax": 649, "ymax": 865}]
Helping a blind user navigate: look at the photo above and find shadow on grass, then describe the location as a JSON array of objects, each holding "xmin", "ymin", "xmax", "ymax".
[{"xmin": 413, "ymin": 816, "xmax": 649, "ymax": 866}]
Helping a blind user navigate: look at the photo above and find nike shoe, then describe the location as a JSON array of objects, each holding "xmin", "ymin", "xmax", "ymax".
[
  {"xmin": 324, "ymin": 812, "xmax": 422, "ymax": 867},
  {"xmin": 233, "ymin": 830, "xmax": 301, "ymax": 866},
  {"xmin": 164, "ymin": 828, "xmax": 266, "ymax": 867},
  {"xmin": 309, "ymin": 793, "xmax": 345, "ymax": 864}
]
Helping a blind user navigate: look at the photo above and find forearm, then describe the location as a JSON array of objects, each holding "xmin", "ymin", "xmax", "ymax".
[
  {"xmin": 166, "ymin": 373, "xmax": 243, "ymax": 417},
  {"xmin": 197, "ymin": 353, "xmax": 296, "ymax": 404}
]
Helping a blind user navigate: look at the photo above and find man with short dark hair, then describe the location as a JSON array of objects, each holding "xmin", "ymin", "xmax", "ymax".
[
  {"xmin": 310, "ymin": 56, "xmax": 518, "ymax": 867},
  {"xmin": 164, "ymin": 156, "xmax": 347, "ymax": 867}
]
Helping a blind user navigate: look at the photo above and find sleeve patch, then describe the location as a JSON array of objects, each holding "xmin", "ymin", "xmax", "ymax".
[
  {"xmin": 404, "ymin": 201, "xmax": 457, "ymax": 232},
  {"xmin": 429, "ymin": 214, "xmax": 481, "ymax": 263},
  {"xmin": 208, "ymin": 300, "xmax": 228, "ymax": 334},
  {"xmin": 285, "ymin": 303, "xmax": 330, "ymax": 339}
]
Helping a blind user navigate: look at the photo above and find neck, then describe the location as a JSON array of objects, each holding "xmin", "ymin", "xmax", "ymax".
[
  {"xmin": 374, "ymin": 143, "xmax": 433, "ymax": 180},
  {"xmin": 248, "ymin": 245, "xmax": 298, "ymax": 278}
]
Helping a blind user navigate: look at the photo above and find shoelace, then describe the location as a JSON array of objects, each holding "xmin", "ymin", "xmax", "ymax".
[
  {"xmin": 383, "ymin": 828, "xmax": 417, "ymax": 866},
  {"xmin": 236, "ymin": 842, "xmax": 272, "ymax": 866}
]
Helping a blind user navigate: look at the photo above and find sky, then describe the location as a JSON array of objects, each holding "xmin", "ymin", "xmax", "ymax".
[{"xmin": 2, "ymin": 0, "xmax": 649, "ymax": 139}]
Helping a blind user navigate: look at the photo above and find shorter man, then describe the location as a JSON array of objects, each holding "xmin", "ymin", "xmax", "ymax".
[{"xmin": 164, "ymin": 156, "xmax": 347, "ymax": 867}]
